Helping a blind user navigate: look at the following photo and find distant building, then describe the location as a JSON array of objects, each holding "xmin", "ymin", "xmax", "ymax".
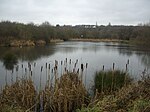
[{"xmin": 75, "ymin": 25, "xmax": 97, "ymax": 29}]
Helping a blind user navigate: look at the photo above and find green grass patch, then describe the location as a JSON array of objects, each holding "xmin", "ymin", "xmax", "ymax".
[{"xmin": 94, "ymin": 70, "xmax": 132, "ymax": 94}]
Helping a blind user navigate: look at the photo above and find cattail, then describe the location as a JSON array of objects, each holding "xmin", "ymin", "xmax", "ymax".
[
  {"xmin": 74, "ymin": 63, "xmax": 77, "ymax": 68},
  {"xmin": 29, "ymin": 66, "xmax": 31, "ymax": 71},
  {"xmin": 55, "ymin": 60, "xmax": 58, "ymax": 67},
  {"xmin": 25, "ymin": 68, "xmax": 27, "ymax": 73},
  {"xmin": 31, "ymin": 71, "xmax": 32, "ymax": 76},
  {"xmin": 77, "ymin": 69, "xmax": 79, "ymax": 73},
  {"xmin": 127, "ymin": 59, "xmax": 129, "ymax": 65},
  {"xmin": 40, "ymin": 93, "xmax": 43, "ymax": 112},
  {"xmin": 69, "ymin": 59, "xmax": 71, "ymax": 64},
  {"xmin": 48, "ymin": 64, "xmax": 50, "ymax": 69},
  {"xmin": 81, "ymin": 64, "xmax": 84, "ymax": 71},
  {"xmin": 102, "ymin": 65, "xmax": 105, "ymax": 71},
  {"xmin": 16, "ymin": 65, "xmax": 19, "ymax": 72},
  {"xmin": 41, "ymin": 66, "xmax": 43, "ymax": 72},
  {"xmin": 124, "ymin": 64, "xmax": 128, "ymax": 86},
  {"xmin": 28, "ymin": 62, "xmax": 30, "ymax": 68},
  {"xmin": 126, "ymin": 64, "xmax": 128, "ymax": 71},
  {"xmin": 61, "ymin": 61, "xmax": 63, "ymax": 65},
  {"xmin": 55, "ymin": 65, "xmax": 58, "ymax": 70},
  {"xmin": 76, "ymin": 59, "xmax": 78, "ymax": 64},
  {"xmin": 34, "ymin": 62, "xmax": 36, "ymax": 67},
  {"xmin": 73, "ymin": 68, "xmax": 75, "ymax": 72},
  {"xmin": 51, "ymin": 69, "xmax": 53, "ymax": 73},
  {"xmin": 66, "ymin": 58, "xmax": 67, "ymax": 63},
  {"xmin": 86, "ymin": 63, "xmax": 88, "ymax": 68},
  {"xmin": 22, "ymin": 64, "xmax": 23, "ymax": 68},
  {"xmin": 113, "ymin": 63, "xmax": 115, "ymax": 70},
  {"xmin": 46, "ymin": 63, "xmax": 47, "ymax": 69},
  {"xmin": 111, "ymin": 63, "xmax": 115, "ymax": 93}
]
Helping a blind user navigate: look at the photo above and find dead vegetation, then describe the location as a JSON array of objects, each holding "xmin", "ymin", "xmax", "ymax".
[
  {"xmin": 0, "ymin": 72, "xmax": 89, "ymax": 112},
  {"xmin": 0, "ymin": 59, "xmax": 150, "ymax": 112},
  {"xmin": 77, "ymin": 74, "xmax": 150, "ymax": 112},
  {"xmin": 0, "ymin": 79, "xmax": 36, "ymax": 111}
]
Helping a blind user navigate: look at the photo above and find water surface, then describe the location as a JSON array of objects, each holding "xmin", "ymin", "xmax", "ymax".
[{"xmin": 0, "ymin": 41, "xmax": 150, "ymax": 90}]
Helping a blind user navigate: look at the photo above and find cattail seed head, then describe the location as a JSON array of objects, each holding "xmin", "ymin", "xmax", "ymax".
[
  {"xmin": 127, "ymin": 59, "xmax": 129, "ymax": 64},
  {"xmin": 81, "ymin": 64, "xmax": 84, "ymax": 71},
  {"xmin": 46, "ymin": 63, "xmax": 47, "ymax": 68},
  {"xmin": 126, "ymin": 64, "xmax": 128, "ymax": 71},
  {"xmin": 31, "ymin": 71, "xmax": 32, "ymax": 76},
  {"xmin": 34, "ymin": 62, "xmax": 36, "ymax": 67},
  {"xmin": 41, "ymin": 66, "xmax": 43, "ymax": 72},
  {"xmin": 16, "ymin": 65, "xmax": 19, "ymax": 72},
  {"xmin": 48, "ymin": 64, "xmax": 50, "ymax": 69},
  {"xmin": 103, "ymin": 65, "xmax": 105, "ymax": 71},
  {"xmin": 113, "ymin": 63, "xmax": 115, "ymax": 70},
  {"xmin": 77, "ymin": 69, "xmax": 79, "ymax": 73},
  {"xmin": 86, "ymin": 63, "xmax": 88, "ymax": 68}
]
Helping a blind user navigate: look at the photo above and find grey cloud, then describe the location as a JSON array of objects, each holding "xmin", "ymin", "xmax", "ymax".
[{"xmin": 0, "ymin": 0, "xmax": 150, "ymax": 25}]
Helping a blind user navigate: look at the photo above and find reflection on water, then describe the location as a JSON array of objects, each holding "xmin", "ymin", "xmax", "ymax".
[
  {"xmin": 2, "ymin": 53, "xmax": 18, "ymax": 70},
  {"xmin": 0, "ymin": 41, "xmax": 150, "ymax": 90},
  {"xmin": 0, "ymin": 45, "xmax": 55, "ymax": 61},
  {"xmin": 139, "ymin": 53, "xmax": 150, "ymax": 68}
]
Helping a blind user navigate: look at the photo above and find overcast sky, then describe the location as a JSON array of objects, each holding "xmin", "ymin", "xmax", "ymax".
[{"xmin": 0, "ymin": 0, "xmax": 150, "ymax": 25}]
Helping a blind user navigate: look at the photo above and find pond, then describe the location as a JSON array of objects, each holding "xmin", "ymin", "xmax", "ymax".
[{"xmin": 0, "ymin": 41, "xmax": 150, "ymax": 90}]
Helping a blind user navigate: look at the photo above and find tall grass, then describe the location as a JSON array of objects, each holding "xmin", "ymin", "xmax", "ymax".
[
  {"xmin": 0, "ymin": 59, "xmax": 149, "ymax": 112},
  {"xmin": 77, "ymin": 73, "xmax": 150, "ymax": 112},
  {"xmin": 94, "ymin": 70, "xmax": 132, "ymax": 94},
  {"xmin": 0, "ymin": 72, "xmax": 89, "ymax": 112}
]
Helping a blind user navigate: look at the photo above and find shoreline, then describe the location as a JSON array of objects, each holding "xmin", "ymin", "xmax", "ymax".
[
  {"xmin": 0, "ymin": 39, "xmax": 64, "ymax": 47},
  {"xmin": 0, "ymin": 38, "xmax": 131, "ymax": 47},
  {"xmin": 68, "ymin": 38, "xmax": 129, "ymax": 43}
]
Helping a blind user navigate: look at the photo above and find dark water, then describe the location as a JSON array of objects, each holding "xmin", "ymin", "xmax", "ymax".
[{"xmin": 0, "ymin": 41, "xmax": 150, "ymax": 90}]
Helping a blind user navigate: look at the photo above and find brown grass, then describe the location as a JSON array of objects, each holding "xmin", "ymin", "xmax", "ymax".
[
  {"xmin": 77, "ymin": 74, "xmax": 150, "ymax": 112},
  {"xmin": 0, "ymin": 79, "xmax": 36, "ymax": 111},
  {"xmin": 0, "ymin": 72, "xmax": 89, "ymax": 112}
]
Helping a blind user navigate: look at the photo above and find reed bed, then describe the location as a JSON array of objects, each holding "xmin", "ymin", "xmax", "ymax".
[
  {"xmin": 0, "ymin": 72, "xmax": 89, "ymax": 112},
  {"xmin": 94, "ymin": 70, "xmax": 132, "ymax": 94},
  {"xmin": 0, "ymin": 58, "xmax": 150, "ymax": 112},
  {"xmin": 42, "ymin": 72, "xmax": 89, "ymax": 112},
  {"xmin": 77, "ymin": 73, "xmax": 150, "ymax": 112},
  {"xmin": 0, "ymin": 58, "xmax": 89, "ymax": 112},
  {"xmin": 0, "ymin": 79, "xmax": 36, "ymax": 111}
]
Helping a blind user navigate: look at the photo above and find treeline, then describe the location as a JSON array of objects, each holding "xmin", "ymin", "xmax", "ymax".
[{"xmin": 0, "ymin": 21, "xmax": 150, "ymax": 45}]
